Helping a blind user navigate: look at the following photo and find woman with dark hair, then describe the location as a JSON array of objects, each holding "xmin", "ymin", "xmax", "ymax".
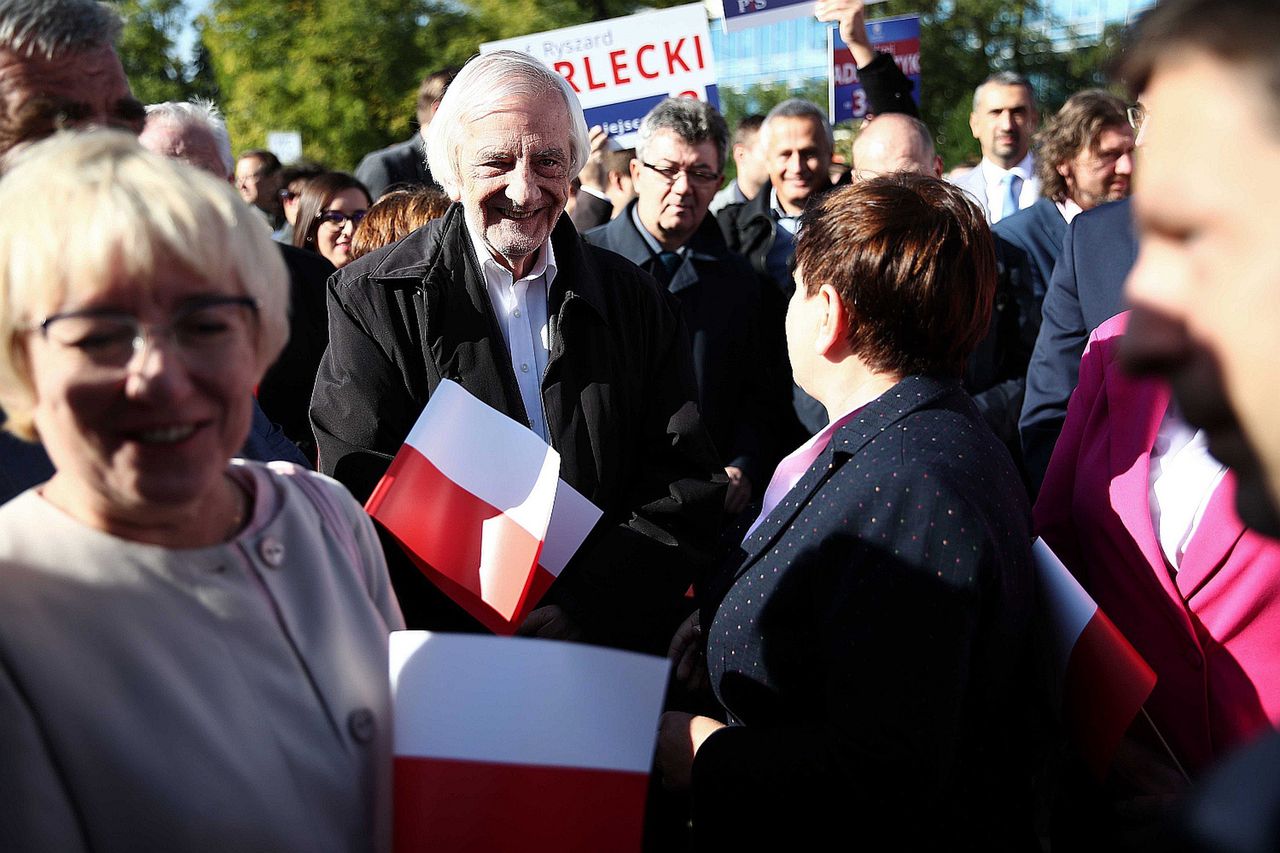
[
  {"xmin": 656, "ymin": 175, "xmax": 1037, "ymax": 849},
  {"xmin": 292, "ymin": 171, "xmax": 371, "ymax": 268}
]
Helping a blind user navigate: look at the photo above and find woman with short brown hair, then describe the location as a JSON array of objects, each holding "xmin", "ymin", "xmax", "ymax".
[{"xmin": 658, "ymin": 174, "xmax": 1037, "ymax": 849}]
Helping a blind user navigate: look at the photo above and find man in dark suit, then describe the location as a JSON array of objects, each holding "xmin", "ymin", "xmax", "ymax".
[
  {"xmin": 1018, "ymin": 197, "xmax": 1137, "ymax": 492},
  {"xmin": 585, "ymin": 98, "xmax": 779, "ymax": 515},
  {"xmin": 986, "ymin": 90, "xmax": 1134, "ymax": 457},
  {"xmin": 354, "ymin": 67, "xmax": 455, "ymax": 200}
]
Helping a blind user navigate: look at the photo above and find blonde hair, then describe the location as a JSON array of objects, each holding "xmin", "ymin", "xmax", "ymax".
[{"xmin": 0, "ymin": 130, "xmax": 289, "ymax": 440}]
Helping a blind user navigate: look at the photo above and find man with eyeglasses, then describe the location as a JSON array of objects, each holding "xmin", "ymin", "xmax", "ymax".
[{"xmin": 585, "ymin": 98, "xmax": 780, "ymax": 514}]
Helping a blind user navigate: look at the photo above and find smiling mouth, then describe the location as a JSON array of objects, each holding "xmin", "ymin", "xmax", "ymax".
[
  {"xmin": 131, "ymin": 424, "xmax": 198, "ymax": 444},
  {"xmin": 500, "ymin": 207, "xmax": 542, "ymax": 220}
]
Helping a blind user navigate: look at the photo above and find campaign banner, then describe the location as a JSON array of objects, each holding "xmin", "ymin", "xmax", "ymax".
[
  {"xmin": 721, "ymin": 0, "xmax": 885, "ymax": 33},
  {"xmin": 390, "ymin": 632, "xmax": 670, "ymax": 853},
  {"xmin": 481, "ymin": 4, "xmax": 719, "ymax": 147},
  {"xmin": 828, "ymin": 13, "xmax": 921, "ymax": 123}
]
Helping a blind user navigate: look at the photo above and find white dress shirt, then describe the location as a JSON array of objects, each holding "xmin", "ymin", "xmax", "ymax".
[
  {"xmin": 1148, "ymin": 404, "xmax": 1228, "ymax": 572},
  {"xmin": 466, "ymin": 223, "xmax": 556, "ymax": 441},
  {"xmin": 979, "ymin": 153, "xmax": 1037, "ymax": 224},
  {"xmin": 1055, "ymin": 198, "xmax": 1084, "ymax": 225}
]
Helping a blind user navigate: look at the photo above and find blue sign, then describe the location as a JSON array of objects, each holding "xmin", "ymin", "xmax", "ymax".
[{"xmin": 829, "ymin": 14, "xmax": 921, "ymax": 124}]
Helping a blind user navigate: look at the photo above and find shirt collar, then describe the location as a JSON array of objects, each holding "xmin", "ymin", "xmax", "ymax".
[
  {"xmin": 1056, "ymin": 197, "xmax": 1084, "ymax": 224},
  {"xmin": 464, "ymin": 214, "xmax": 557, "ymax": 288},
  {"xmin": 980, "ymin": 151, "xmax": 1035, "ymax": 183},
  {"xmin": 629, "ymin": 202, "xmax": 686, "ymax": 257},
  {"xmin": 769, "ymin": 187, "xmax": 802, "ymax": 234}
]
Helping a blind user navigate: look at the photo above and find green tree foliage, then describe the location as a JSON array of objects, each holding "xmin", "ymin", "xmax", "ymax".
[
  {"xmin": 198, "ymin": 0, "xmax": 688, "ymax": 170},
  {"xmin": 199, "ymin": 0, "xmax": 432, "ymax": 168},
  {"xmin": 871, "ymin": 0, "xmax": 1127, "ymax": 167},
  {"xmin": 110, "ymin": 0, "xmax": 193, "ymax": 105},
  {"xmin": 113, "ymin": 0, "xmax": 1125, "ymax": 172}
]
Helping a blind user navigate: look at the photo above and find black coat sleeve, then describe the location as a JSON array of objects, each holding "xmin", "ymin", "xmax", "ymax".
[
  {"xmin": 859, "ymin": 51, "xmax": 919, "ymax": 118},
  {"xmin": 1019, "ymin": 218, "xmax": 1088, "ymax": 496}
]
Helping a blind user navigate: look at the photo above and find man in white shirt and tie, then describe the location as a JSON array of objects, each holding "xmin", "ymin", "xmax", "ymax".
[{"xmin": 953, "ymin": 71, "xmax": 1040, "ymax": 223}]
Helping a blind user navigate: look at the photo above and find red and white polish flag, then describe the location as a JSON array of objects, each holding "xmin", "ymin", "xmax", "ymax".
[
  {"xmin": 366, "ymin": 380, "xmax": 598, "ymax": 634},
  {"xmin": 390, "ymin": 631, "xmax": 670, "ymax": 853},
  {"xmin": 1034, "ymin": 538, "xmax": 1158, "ymax": 780}
]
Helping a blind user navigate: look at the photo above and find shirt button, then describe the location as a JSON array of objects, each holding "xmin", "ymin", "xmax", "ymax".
[
  {"xmin": 520, "ymin": 363, "xmax": 530, "ymax": 373},
  {"xmin": 348, "ymin": 708, "xmax": 375, "ymax": 744},
  {"xmin": 514, "ymin": 309, "xmax": 522, "ymax": 318},
  {"xmin": 258, "ymin": 537, "xmax": 285, "ymax": 567}
]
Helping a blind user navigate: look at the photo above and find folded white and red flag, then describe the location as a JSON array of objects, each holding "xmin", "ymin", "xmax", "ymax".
[
  {"xmin": 1034, "ymin": 538, "xmax": 1157, "ymax": 780},
  {"xmin": 365, "ymin": 380, "xmax": 601, "ymax": 634},
  {"xmin": 390, "ymin": 631, "xmax": 670, "ymax": 853}
]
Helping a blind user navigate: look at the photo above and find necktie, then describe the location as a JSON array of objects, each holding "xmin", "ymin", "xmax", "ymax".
[
  {"xmin": 1000, "ymin": 172, "xmax": 1021, "ymax": 221},
  {"xmin": 650, "ymin": 251, "xmax": 682, "ymax": 286}
]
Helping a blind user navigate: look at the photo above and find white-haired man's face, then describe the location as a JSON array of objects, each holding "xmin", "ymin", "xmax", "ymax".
[
  {"xmin": 139, "ymin": 120, "xmax": 228, "ymax": 180},
  {"xmin": 454, "ymin": 91, "xmax": 573, "ymax": 279}
]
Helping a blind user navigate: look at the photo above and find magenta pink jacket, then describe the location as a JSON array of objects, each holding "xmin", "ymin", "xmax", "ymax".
[{"xmin": 1035, "ymin": 311, "xmax": 1280, "ymax": 773}]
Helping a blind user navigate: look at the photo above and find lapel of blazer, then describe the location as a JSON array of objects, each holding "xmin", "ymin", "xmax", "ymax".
[
  {"xmin": 731, "ymin": 376, "xmax": 954, "ymax": 580},
  {"xmin": 1106, "ymin": 370, "xmax": 1203, "ymax": 631},
  {"xmin": 956, "ymin": 166, "xmax": 988, "ymax": 213},
  {"xmin": 1032, "ymin": 199, "xmax": 1067, "ymax": 256},
  {"xmin": 1173, "ymin": 468, "xmax": 1245, "ymax": 601}
]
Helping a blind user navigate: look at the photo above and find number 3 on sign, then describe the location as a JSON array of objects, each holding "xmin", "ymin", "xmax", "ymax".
[{"xmin": 852, "ymin": 89, "xmax": 867, "ymax": 116}]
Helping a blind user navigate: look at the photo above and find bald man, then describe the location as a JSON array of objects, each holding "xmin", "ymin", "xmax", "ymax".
[{"xmin": 851, "ymin": 113, "xmax": 943, "ymax": 179}]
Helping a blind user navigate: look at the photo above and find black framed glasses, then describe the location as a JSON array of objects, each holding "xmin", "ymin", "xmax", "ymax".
[
  {"xmin": 641, "ymin": 161, "xmax": 722, "ymax": 188},
  {"xmin": 318, "ymin": 209, "xmax": 367, "ymax": 228},
  {"xmin": 34, "ymin": 295, "xmax": 260, "ymax": 373}
]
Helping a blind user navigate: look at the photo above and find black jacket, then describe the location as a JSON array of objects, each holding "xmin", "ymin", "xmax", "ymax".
[
  {"xmin": 716, "ymin": 186, "xmax": 782, "ymax": 287},
  {"xmin": 716, "ymin": 189, "xmax": 828, "ymax": 443},
  {"xmin": 258, "ymin": 243, "xmax": 335, "ymax": 463},
  {"xmin": 584, "ymin": 203, "xmax": 784, "ymax": 488},
  {"xmin": 353, "ymin": 134, "xmax": 436, "ymax": 200},
  {"xmin": 310, "ymin": 204, "xmax": 726, "ymax": 652}
]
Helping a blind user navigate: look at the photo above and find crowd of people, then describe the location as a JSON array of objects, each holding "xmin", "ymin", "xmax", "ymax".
[{"xmin": 1, "ymin": 0, "xmax": 1278, "ymax": 849}]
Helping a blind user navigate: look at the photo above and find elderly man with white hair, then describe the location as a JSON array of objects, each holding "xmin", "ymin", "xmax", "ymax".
[
  {"xmin": 138, "ymin": 99, "xmax": 234, "ymax": 179},
  {"xmin": 311, "ymin": 50, "xmax": 725, "ymax": 653}
]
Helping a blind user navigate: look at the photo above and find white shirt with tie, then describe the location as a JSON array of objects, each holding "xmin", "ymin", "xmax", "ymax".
[{"xmin": 978, "ymin": 153, "xmax": 1037, "ymax": 224}]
